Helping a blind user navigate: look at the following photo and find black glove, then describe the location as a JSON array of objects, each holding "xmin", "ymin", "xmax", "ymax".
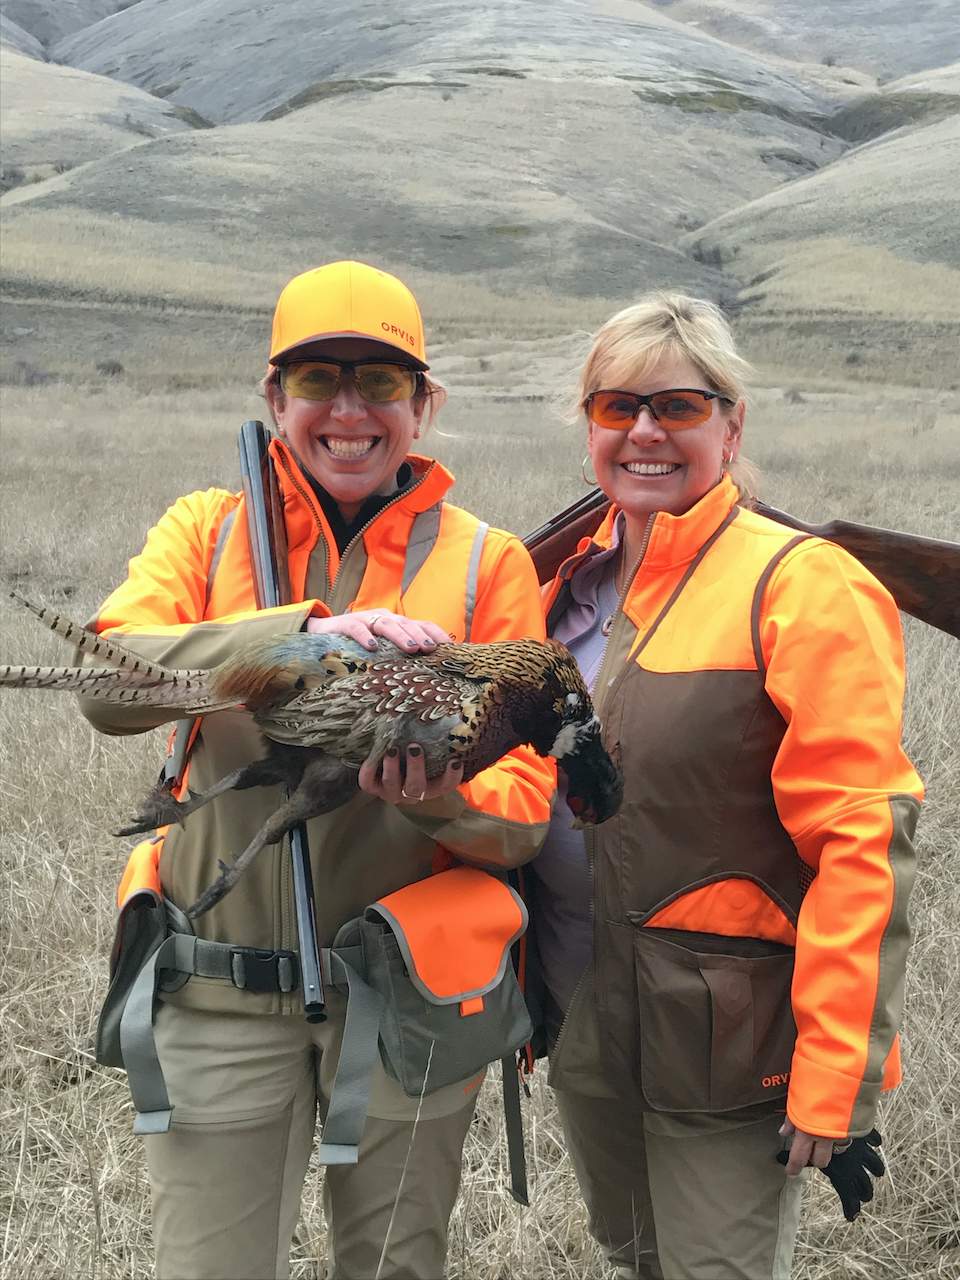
[{"xmin": 776, "ymin": 1128, "xmax": 885, "ymax": 1221}]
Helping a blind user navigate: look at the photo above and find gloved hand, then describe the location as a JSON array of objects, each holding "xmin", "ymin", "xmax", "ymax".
[{"xmin": 777, "ymin": 1128, "xmax": 885, "ymax": 1221}]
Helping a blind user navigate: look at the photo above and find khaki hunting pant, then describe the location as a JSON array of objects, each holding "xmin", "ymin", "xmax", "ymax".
[
  {"xmin": 553, "ymin": 1089, "xmax": 807, "ymax": 1280},
  {"xmin": 142, "ymin": 996, "xmax": 482, "ymax": 1280}
]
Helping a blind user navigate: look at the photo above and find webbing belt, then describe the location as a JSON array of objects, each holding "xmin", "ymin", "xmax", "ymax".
[
  {"xmin": 118, "ymin": 921, "xmax": 528, "ymax": 1194},
  {"xmin": 119, "ymin": 931, "xmax": 380, "ymax": 1164}
]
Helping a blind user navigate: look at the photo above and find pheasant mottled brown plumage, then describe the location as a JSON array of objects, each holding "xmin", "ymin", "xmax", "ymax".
[{"xmin": 2, "ymin": 593, "xmax": 624, "ymax": 915}]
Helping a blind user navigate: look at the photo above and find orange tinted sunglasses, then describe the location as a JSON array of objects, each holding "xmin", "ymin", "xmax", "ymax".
[{"xmin": 586, "ymin": 388, "xmax": 734, "ymax": 430}]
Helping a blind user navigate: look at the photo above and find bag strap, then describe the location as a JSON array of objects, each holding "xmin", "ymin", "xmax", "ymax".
[
  {"xmin": 501, "ymin": 1053, "xmax": 529, "ymax": 1206},
  {"xmin": 116, "ymin": 928, "xmax": 380, "ymax": 1162}
]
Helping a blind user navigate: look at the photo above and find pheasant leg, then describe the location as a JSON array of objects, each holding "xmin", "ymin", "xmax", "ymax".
[
  {"xmin": 186, "ymin": 757, "xmax": 359, "ymax": 917},
  {"xmin": 116, "ymin": 742, "xmax": 315, "ymax": 837}
]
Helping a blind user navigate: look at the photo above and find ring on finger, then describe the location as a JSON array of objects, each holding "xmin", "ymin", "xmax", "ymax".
[{"xmin": 401, "ymin": 789, "xmax": 427, "ymax": 803}]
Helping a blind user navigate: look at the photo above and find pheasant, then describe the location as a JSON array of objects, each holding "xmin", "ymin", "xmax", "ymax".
[{"xmin": 2, "ymin": 594, "xmax": 623, "ymax": 915}]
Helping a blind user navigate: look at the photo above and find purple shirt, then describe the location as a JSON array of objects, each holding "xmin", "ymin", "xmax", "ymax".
[{"xmin": 532, "ymin": 516, "xmax": 624, "ymax": 1013}]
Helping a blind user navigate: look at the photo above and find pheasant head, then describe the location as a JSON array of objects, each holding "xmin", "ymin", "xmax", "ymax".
[{"xmin": 437, "ymin": 637, "xmax": 624, "ymax": 824}]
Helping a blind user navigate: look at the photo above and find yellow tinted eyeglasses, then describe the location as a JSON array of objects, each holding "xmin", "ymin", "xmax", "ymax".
[{"xmin": 279, "ymin": 360, "xmax": 420, "ymax": 404}]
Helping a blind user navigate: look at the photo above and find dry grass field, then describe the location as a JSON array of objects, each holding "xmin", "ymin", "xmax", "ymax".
[{"xmin": 1, "ymin": 375, "xmax": 958, "ymax": 1278}]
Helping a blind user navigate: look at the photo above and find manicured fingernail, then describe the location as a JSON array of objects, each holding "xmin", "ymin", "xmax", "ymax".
[
  {"xmin": 408, "ymin": 746, "xmax": 421, "ymax": 758},
  {"xmin": 387, "ymin": 748, "xmax": 399, "ymax": 758},
  {"xmin": 407, "ymin": 639, "xmax": 417, "ymax": 648},
  {"xmin": 452, "ymin": 759, "xmax": 463, "ymax": 770}
]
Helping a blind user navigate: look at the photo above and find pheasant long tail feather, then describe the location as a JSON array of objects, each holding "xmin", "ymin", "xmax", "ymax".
[
  {"xmin": 9, "ymin": 592, "xmax": 208, "ymax": 678},
  {"xmin": 3, "ymin": 593, "xmax": 224, "ymax": 706},
  {"xmin": 0, "ymin": 662, "xmax": 236, "ymax": 710}
]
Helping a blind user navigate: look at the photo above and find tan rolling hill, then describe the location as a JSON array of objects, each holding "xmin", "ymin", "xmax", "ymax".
[
  {"xmin": 2, "ymin": 5, "xmax": 868, "ymax": 387},
  {"xmin": 0, "ymin": 47, "xmax": 195, "ymax": 192},
  {"xmin": 685, "ymin": 113, "xmax": 960, "ymax": 386},
  {"xmin": 0, "ymin": 13, "xmax": 43, "ymax": 57},
  {"xmin": 1, "ymin": 0, "xmax": 958, "ymax": 392},
  {"xmin": 639, "ymin": 0, "xmax": 960, "ymax": 82}
]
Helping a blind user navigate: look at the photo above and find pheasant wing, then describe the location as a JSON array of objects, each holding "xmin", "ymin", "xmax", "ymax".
[{"xmin": 256, "ymin": 656, "xmax": 481, "ymax": 774}]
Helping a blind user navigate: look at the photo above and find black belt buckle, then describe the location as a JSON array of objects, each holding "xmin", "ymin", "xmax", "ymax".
[{"xmin": 230, "ymin": 946, "xmax": 300, "ymax": 993}]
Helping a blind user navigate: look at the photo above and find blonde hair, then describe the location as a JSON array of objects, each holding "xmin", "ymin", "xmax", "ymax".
[{"xmin": 575, "ymin": 291, "xmax": 760, "ymax": 504}]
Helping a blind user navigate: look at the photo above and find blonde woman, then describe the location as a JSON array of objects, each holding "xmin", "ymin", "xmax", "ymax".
[{"xmin": 532, "ymin": 293, "xmax": 923, "ymax": 1278}]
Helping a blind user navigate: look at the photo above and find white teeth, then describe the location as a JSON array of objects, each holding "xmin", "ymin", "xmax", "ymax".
[
  {"xmin": 324, "ymin": 437, "xmax": 376, "ymax": 458},
  {"xmin": 624, "ymin": 462, "xmax": 680, "ymax": 475}
]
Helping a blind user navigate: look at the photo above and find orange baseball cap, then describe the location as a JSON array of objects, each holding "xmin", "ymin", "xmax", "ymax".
[{"xmin": 269, "ymin": 260, "xmax": 428, "ymax": 369}]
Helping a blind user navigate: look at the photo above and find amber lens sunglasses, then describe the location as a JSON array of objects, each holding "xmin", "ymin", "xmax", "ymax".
[
  {"xmin": 280, "ymin": 360, "xmax": 420, "ymax": 404},
  {"xmin": 586, "ymin": 388, "xmax": 734, "ymax": 430}
]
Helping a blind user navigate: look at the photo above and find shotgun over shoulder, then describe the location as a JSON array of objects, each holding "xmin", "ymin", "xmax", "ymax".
[{"xmin": 523, "ymin": 492, "xmax": 960, "ymax": 639}]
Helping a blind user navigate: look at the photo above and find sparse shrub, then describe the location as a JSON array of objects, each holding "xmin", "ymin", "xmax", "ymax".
[
  {"xmin": 96, "ymin": 360, "xmax": 125, "ymax": 377},
  {"xmin": 0, "ymin": 165, "xmax": 25, "ymax": 195},
  {"xmin": 52, "ymin": 160, "xmax": 75, "ymax": 175},
  {"xmin": 783, "ymin": 388, "xmax": 805, "ymax": 404},
  {"xmin": 0, "ymin": 361, "xmax": 52, "ymax": 387}
]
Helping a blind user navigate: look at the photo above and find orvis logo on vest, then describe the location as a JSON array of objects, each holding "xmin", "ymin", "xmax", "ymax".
[{"xmin": 762, "ymin": 1071, "xmax": 791, "ymax": 1089}]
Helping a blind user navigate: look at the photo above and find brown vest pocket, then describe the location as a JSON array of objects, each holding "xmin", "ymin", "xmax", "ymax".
[{"xmin": 633, "ymin": 927, "xmax": 796, "ymax": 1113}]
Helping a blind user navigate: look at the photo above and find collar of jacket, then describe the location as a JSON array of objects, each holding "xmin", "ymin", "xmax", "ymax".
[
  {"xmin": 267, "ymin": 437, "xmax": 456, "ymax": 591},
  {"xmin": 546, "ymin": 476, "xmax": 741, "ymax": 611}
]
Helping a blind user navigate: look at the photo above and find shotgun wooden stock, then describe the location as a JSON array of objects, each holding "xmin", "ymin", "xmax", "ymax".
[{"xmin": 522, "ymin": 490, "xmax": 960, "ymax": 639}]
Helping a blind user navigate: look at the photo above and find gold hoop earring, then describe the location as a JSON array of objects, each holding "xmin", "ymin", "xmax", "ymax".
[{"xmin": 582, "ymin": 455, "xmax": 598, "ymax": 486}]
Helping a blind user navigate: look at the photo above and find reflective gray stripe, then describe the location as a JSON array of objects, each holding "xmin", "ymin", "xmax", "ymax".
[
  {"xmin": 750, "ymin": 535, "xmax": 810, "ymax": 677},
  {"xmin": 164, "ymin": 509, "xmax": 237, "ymax": 786},
  {"xmin": 401, "ymin": 502, "xmax": 443, "ymax": 595},
  {"xmin": 464, "ymin": 522, "xmax": 489, "ymax": 641},
  {"xmin": 205, "ymin": 507, "xmax": 237, "ymax": 608}
]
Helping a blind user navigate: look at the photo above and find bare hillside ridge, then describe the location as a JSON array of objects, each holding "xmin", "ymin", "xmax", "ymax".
[
  {"xmin": 687, "ymin": 114, "xmax": 960, "ymax": 280},
  {"xmin": 642, "ymin": 0, "xmax": 960, "ymax": 82},
  {"xmin": 50, "ymin": 0, "xmax": 848, "ymax": 126},
  {"xmin": 0, "ymin": 0, "xmax": 129, "ymax": 47},
  {"xmin": 0, "ymin": 12, "xmax": 43, "ymax": 58},
  {"xmin": 0, "ymin": 48, "xmax": 194, "ymax": 191}
]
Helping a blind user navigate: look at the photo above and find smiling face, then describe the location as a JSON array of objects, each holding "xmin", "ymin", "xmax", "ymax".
[
  {"xmin": 587, "ymin": 349, "xmax": 744, "ymax": 531},
  {"xmin": 266, "ymin": 337, "xmax": 425, "ymax": 521}
]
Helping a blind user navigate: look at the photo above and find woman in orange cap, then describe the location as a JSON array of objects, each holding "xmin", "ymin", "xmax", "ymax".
[
  {"xmin": 80, "ymin": 261, "xmax": 556, "ymax": 1279},
  {"xmin": 533, "ymin": 291, "xmax": 923, "ymax": 1279}
]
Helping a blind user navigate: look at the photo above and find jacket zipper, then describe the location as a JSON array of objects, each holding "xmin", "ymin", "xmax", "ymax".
[
  {"xmin": 552, "ymin": 512, "xmax": 656, "ymax": 1056},
  {"xmin": 329, "ymin": 468, "xmax": 430, "ymax": 608}
]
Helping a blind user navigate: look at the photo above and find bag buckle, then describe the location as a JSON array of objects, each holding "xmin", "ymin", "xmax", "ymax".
[{"xmin": 230, "ymin": 947, "xmax": 300, "ymax": 993}]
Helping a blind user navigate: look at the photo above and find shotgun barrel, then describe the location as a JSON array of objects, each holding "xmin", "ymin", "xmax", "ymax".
[
  {"xmin": 239, "ymin": 420, "xmax": 326, "ymax": 1022},
  {"xmin": 523, "ymin": 491, "xmax": 960, "ymax": 639}
]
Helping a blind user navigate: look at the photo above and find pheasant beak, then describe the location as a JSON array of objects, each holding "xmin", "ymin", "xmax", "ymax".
[{"xmin": 556, "ymin": 721, "xmax": 624, "ymax": 826}]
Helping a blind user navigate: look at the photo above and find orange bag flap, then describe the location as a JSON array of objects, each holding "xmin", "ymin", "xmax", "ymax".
[
  {"xmin": 117, "ymin": 837, "xmax": 163, "ymax": 911},
  {"xmin": 367, "ymin": 866, "xmax": 528, "ymax": 1004},
  {"xmin": 643, "ymin": 877, "xmax": 797, "ymax": 947}
]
